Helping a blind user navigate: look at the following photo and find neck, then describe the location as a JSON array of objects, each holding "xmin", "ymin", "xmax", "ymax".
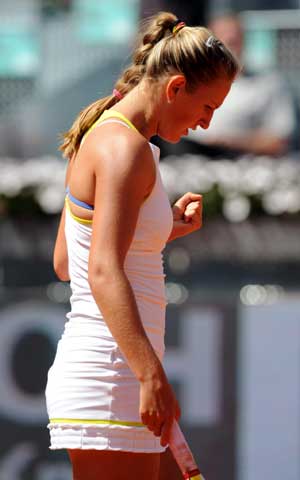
[{"xmin": 110, "ymin": 81, "xmax": 161, "ymax": 141}]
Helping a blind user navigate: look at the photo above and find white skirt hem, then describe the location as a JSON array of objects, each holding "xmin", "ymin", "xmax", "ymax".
[
  {"xmin": 47, "ymin": 423, "xmax": 166, "ymax": 454},
  {"xmin": 49, "ymin": 446, "xmax": 165, "ymax": 453}
]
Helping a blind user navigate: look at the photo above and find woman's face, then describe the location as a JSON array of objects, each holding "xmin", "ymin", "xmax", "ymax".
[{"xmin": 158, "ymin": 75, "xmax": 232, "ymax": 143}]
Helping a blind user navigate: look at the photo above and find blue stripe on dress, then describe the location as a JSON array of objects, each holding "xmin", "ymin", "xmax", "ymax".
[{"xmin": 66, "ymin": 186, "xmax": 94, "ymax": 210}]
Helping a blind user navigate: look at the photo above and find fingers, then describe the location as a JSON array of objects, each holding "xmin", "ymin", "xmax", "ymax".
[
  {"xmin": 174, "ymin": 192, "xmax": 202, "ymax": 211},
  {"xmin": 142, "ymin": 412, "xmax": 176, "ymax": 446},
  {"xmin": 184, "ymin": 200, "xmax": 202, "ymax": 228},
  {"xmin": 160, "ymin": 415, "xmax": 174, "ymax": 447},
  {"xmin": 141, "ymin": 411, "xmax": 163, "ymax": 437},
  {"xmin": 180, "ymin": 192, "xmax": 202, "ymax": 203},
  {"xmin": 184, "ymin": 201, "xmax": 201, "ymax": 217},
  {"xmin": 139, "ymin": 379, "xmax": 180, "ymax": 445}
]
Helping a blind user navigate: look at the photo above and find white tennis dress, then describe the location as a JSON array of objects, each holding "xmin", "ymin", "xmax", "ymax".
[{"xmin": 45, "ymin": 110, "xmax": 173, "ymax": 453}]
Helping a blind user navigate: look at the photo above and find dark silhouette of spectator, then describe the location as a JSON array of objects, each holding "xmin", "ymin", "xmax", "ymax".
[
  {"xmin": 183, "ymin": 12, "xmax": 297, "ymax": 158},
  {"xmin": 140, "ymin": 0, "xmax": 207, "ymax": 27}
]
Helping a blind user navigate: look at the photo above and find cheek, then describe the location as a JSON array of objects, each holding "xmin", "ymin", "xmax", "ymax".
[
  {"xmin": 159, "ymin": 100, "xmax": 196, "ymax": 139},
  {"xmin": 173, "ymin": 95, "xmax": 195, "ymax": 123},
  {"xmin": 175, "ymin": 111, "xmax": 196, "ymax": 131}
]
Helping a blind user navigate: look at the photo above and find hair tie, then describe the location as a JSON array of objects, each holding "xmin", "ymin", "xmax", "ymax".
[
  {"xmin": 172, "ymin": 21, "xmax": 186, "ymax": 35},
  {"xmin": 112, "ymin": 88, "xmax": 123, "ymax": 101},
  {"xmin": 205, "ymin": 35, "xmax": 215, "ymax": 47}
]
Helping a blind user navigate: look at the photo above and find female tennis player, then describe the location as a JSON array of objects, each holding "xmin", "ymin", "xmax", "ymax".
[{"xmin": 45, "ymin": 11, "xmax": 239, "ymax": 480}]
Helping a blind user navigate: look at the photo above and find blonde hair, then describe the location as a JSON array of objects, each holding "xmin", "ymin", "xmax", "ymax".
[{"xmin": 60, "ymin": 11, "xmax": 240, "ymax": 159}]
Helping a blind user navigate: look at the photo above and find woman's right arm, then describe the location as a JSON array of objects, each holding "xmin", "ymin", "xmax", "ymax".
[{"xmin": 87, "ymin": 134, "xmax": 180, "ymax": 445}]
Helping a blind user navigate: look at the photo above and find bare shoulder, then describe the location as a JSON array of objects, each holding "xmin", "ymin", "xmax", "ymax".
[
  {"xmin": 86, "ymin": 123, "xmax": 157, "ymax": 269},
  {"xmin": 82, "ymin": 121, "xmax": 156, "ymax": 194}
]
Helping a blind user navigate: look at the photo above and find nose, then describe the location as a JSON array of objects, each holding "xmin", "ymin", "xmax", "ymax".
[{"xmin": 200, "ymin": 110, "xmax": 214, "ymax": 130}]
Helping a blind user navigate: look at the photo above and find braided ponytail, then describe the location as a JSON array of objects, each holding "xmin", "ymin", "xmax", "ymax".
[
  {"xmin": 59, "ymin": 11, "xmax": 178, "ymax": 159},
  {"xmin": 59, "ymin": 11, "xmax": 240, "ymax": 159},
  {"xmin": 113, "ymin": 12, "xmax": 178, "ymax": 97}
]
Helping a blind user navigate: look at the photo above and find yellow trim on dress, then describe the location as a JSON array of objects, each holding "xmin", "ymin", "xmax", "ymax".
[
  {"xmin": 65, "ymin": 197, "xmax": 93, "ymax": 225},
  {"xmin": 99, "ymin": 109, "xmax": 139, "ymax": 133},
  {"xmin": 81, "ymin": 109, "xmax": 139, "ymax": 146},
  {"xmin": 49, "ymin": 418, "xmax": 144, "ymax": 428}
]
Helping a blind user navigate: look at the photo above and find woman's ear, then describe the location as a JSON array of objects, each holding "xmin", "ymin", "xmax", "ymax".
[{"xmin": 166, "ymin": 75, "xmax": 186, "ymax": 103}]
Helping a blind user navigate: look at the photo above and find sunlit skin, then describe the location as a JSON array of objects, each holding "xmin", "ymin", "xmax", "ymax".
[
  {"xmin": 157, "ymin": 75, "xmax": 233, "ymax": 142},
  {"xmin": 53, "ymin": 71, "xmax": 234, "ymax": 480},
  {"xmin": 113, "ymin": 74, "xmax": 233, "ymax": 145},
  {"xmin": 52, "ymin": 11, "xmax": 238, "ymax": 477},
  {"xmin": 60, "ymin": 75, "xmax": 233, "ymax": 244}
]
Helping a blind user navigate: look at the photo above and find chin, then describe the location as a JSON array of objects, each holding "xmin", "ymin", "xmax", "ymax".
[{"xmin": 159, "ymin": 133, "xmax": 182, "ymax": 144}]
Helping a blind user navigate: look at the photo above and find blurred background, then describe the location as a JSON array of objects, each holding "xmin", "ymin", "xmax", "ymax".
[{"xmin": 0, "ymin": 1, "xmax": 300, "ymax": 479}]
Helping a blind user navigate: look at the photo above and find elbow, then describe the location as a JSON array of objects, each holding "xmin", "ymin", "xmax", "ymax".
[
  {"xmin": 53, "ymin": 259, "xmax": 70, "ymax": 282},
  {"xmin": 56, "ymin": 271, "xmax": 70, "ymax": 282},
  {"xmin": 88, "ymin": 267, "xmax": 109, "ymax": 291},
  {"xmin": 88, "ymin": 261, "xmax": 123, "ymax": 291}
]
